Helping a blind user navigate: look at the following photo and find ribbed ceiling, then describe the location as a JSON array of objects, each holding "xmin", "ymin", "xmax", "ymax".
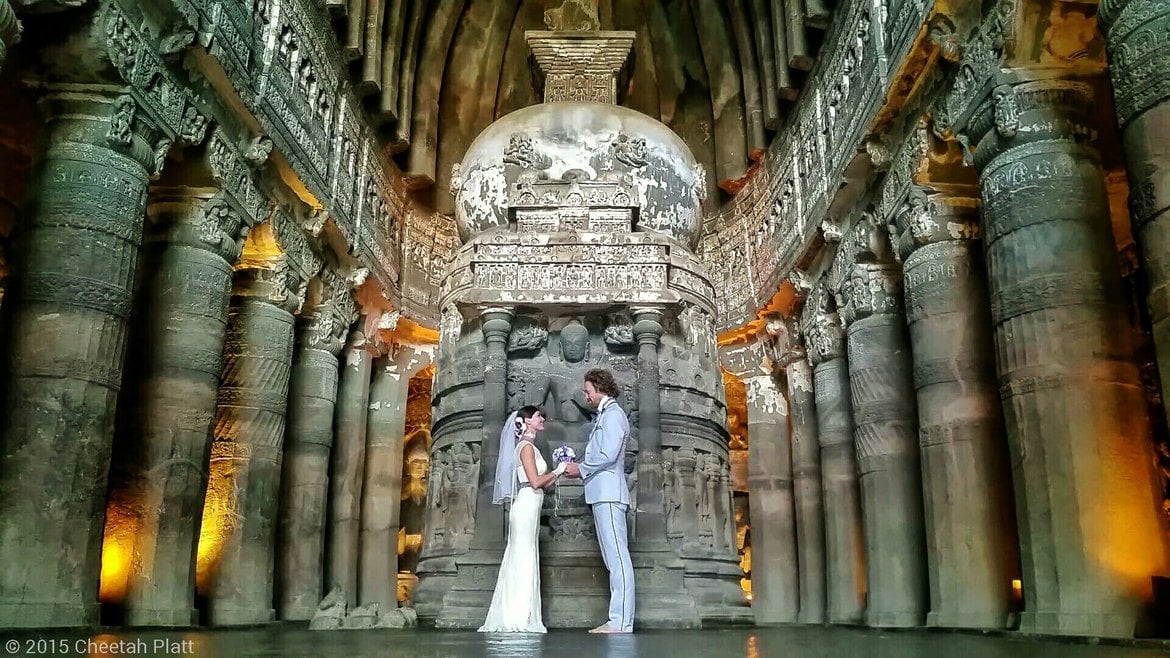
[{"xmin": 329, "ymin": 0, "xmax": 832, "ymax": 213}]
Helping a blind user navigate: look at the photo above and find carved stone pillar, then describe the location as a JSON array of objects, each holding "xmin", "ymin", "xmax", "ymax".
[
  {"xmin": 631, "ymin": 305, "xmax": 701, "ymax": 627},
  {"xmin": 890, "ymin": 190, "xmax": 1019, "ymax": 629},
  {"xmin": 963, "ymin": 78, "xmax": 1168, "ymax": 637},
  {"xmin": 359, "ymin": 344, "xmax": 434, "ymax": 610},
  {"xmin": 743, "ymin": 372, "xmax": 799, "ymax": 624},
  {"xmin": 802, "ymin": 291, "xmax": 866, "ymax": 624},
  {"xmin": 204, "ymin": 263, "xmax": 299, "ymax": 626},
  {"xmin": 107, "ymin": 187, "xmax": 249, "ymax": 627},
  {"xmin": 326, "ymin": 324, "xmax": 374, "ymax": 606},
  {"xmin": 0, "ymin": 88, "xmax": 166, "ymax": 628},
  {"xmin": 840, "ymin": 260, "xmax": 928, "ymax": 628},
  {"xmin": 469, "ymin": 307, "xmax": 514, "ymax": 549},
  {"xmin": 277, "ymin": 300, "xmax": 347, "ymax": 620},
  {"xmin": 1099, "ymin": 0, "xmax": 1170, "ymax": 427},
  {"xmin": 779, "ymin": 329, "xmax": 826, "ymax": 624}
]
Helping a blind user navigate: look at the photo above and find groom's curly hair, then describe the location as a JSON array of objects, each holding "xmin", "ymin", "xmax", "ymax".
[{"xmin": 584, "ymin": 368, "xmax": 620, "ymax": 397}]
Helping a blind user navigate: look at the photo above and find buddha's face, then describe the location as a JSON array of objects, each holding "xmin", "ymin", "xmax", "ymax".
[{"xmin": 561, "ymin": 320, "xmax": 588, "ymax": 363}]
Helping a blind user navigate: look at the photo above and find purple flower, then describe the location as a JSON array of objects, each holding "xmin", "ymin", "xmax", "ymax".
[{"xmin": 552, "ymin": 445, "xmax": 577, "ymax": 463}]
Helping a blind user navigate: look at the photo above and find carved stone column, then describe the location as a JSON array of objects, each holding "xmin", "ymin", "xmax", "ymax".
[
  {"xmin": 802, "ymin": 289, "xmax": 866, "ymax": 625},
  {"xmin": 107, "ymin": 187, "xmax": 249, "ymax": 627},
  {"xmin": 890, "ymin": 190, "xmax": 1019, "ymax": 629},
  {"xmin": 961, "ymin": 78, "xmax": 1168, "ymax": 637},
  {"xmin": 840, "ymin": 260, "xmax": 928, "ymax": 628},
  {"xmin": 203, "ymin": 263, "xmax": 300, "ymax": 626},
  {"xmin": 631, "ymin": 305, "xmax": 701, "ymax": 627},
  {"xmin": 778, "ymin": 327, "xmax": 826, "ymax": 624},
  {"xmin": 1099, "ymin": 0, "xmax": 1170, "ymax": 427},
  {"xmin": 326, "ymin": 324, "xmax": 374, "ymax": 606},
  {"xmin": 743, "ymin": 371, "xmax": 799, "ymax": 624},
  {"xmin": 277, "ymin": 298, "xmax": 347, "ymax": 620},
  {"xmin": 359, "ymin": 344, "xmax": 435, "ymax": 610},
  {"xmin": 469, "ymin": 307, "xmax": 514, "ymax": 549},
  {"xmin": 0, "ymin": 88, "xmax": 166, "ymax": 628}
]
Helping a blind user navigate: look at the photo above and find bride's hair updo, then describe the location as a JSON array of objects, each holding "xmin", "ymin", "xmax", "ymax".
[{"xmin": 514, "ymin": 405, "xmax": 543, "ymax": 437}]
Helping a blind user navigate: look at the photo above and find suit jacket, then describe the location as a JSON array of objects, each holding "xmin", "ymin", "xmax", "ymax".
[{"xmin": 579, "ymin": 398, "xmax": 631, "ymax": 506}]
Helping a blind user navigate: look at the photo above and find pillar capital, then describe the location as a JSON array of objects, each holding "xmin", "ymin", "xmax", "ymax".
[
  {"xmin": 477, "ymin": 306, "xmax": 514, "ymax": 333},
  {"xmin": 631, "ymin": 305, "xmax": 665, "ymax": 342},
  {"xmin": 838, "ymin": 264, "xmax": 903, "ymax": 326},
  {"xmin": 35, "ymin": 85, "xmax": 171, "ymax": 177},
  {"xmin": 889, "ymin": 188, "xmax": 982, "ymax": 261},
  {"xmin": 1097, "ymin": 0, "xmax": 1170, "ymax": 128},
  {"xmin": 146, "ymin": 188, "xmax": 250, "ymax": 263},
  {"xmin": 742, "ymin": 373, "xmax": 787, "ymax": 417},
  {"xmin": 299, "ymin": 303, "xmax": 349, "ymax": 356},
  {"xmin": 800, "ymin": 285, "xmax": 846, "ymax": 366},
  {"xmin": 235, "ymin": 257, "xmax": 306, "ymax": 314}
]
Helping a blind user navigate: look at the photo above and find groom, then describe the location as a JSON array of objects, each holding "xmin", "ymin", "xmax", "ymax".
[{"xmin": 563, "ymin": 368, "xmax": 634, "ymax": 634}]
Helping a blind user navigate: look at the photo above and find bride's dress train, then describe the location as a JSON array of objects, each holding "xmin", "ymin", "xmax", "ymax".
[{"xmin": 478, "ymin": 440, "xmax": 548, "ymax": 633}]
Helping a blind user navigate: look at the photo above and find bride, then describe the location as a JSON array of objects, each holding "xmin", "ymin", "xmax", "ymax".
[{"xmin": 478, "ymin": 405, "xmax": 566, "ymax": 633}]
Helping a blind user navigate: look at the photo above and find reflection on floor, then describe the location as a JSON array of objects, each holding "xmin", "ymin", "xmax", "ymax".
[{"xmin": 2, "ymin": 625, "xmax": 1168, "ymax": 658}]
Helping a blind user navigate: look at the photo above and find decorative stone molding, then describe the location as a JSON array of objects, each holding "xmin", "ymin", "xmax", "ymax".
[{"xmin": 801, "ymin": 285, "xmax": 846, "ymax": 366}]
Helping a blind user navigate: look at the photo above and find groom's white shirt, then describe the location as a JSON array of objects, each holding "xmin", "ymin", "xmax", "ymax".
[{"xmin": 579, "ymin": 395, "xmax": 630, "ymax": 506}]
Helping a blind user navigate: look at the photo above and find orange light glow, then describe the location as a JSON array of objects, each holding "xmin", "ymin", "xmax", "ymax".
[
  {"xmin": 1011, "ymin": 579, "xmax": 1023, "ymax": 603},
  {"xmin": 98, "ymin": 505, "xmax": 136, "ymax": 605},
  {"xmin": 196, "ymin": 452, "xmax": 241, "ymax": 592}
]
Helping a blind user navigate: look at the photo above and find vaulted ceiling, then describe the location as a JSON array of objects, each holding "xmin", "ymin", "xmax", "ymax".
[{"xmin": 328, "ymin": 0, "xmax": 832, "ymax": 213}]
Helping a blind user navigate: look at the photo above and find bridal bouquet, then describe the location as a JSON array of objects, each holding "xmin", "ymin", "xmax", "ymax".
[{"xmin": 552, "ymin": 445, "xmax": 577, "ymax": 463}]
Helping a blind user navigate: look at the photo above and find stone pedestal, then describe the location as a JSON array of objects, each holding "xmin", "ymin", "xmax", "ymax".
[
  {"xmin": 203, "ymin": 265, "xmax": 298, "ymax": 626},
  {"xmin": 967, "ymin": 79, "xmax": 1168, "ymax": 638},
  {"xmin": 783, "ymin": 346, "xmax": 826, "ymax": 625},
  {"xmin": 892, "ymin": 192, "xmax": 1018, "ymax": 629},
  {"xmin": 0, "ymin": 89, "xmax": 163, "ymax": 628},
  {"xmin": 109, "ymin": 188, "xmax": 246, "ymax": 627},
  {"xmin": 743, "ymin": 373, "xmax": 799, "ymax": 625},
  {"xmin": 326, "ymin": 327, "xmax": 374, "ymax": 606},
  {"xmin": 841, "ymin": 262, "xmax": 928, "ymax": 628},
  {"xmin": 803, "ymin": 293, "xmax": 866, "ymax": 625},
  {"xmin": 276, "ymin": 304, "xmax": 346, "ymax": 620},
  {"xmin": 359, "ymin": 346, "xmax": 434, "ymax": 610},
  {"xmin": 1099, "ymin": 0, "xmax": 1170, "ymax": 428}
]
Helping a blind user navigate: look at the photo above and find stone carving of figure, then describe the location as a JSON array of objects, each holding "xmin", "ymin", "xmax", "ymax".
[
  {"xmin": 430, "ymin": 450, "xmax": 452, "ymax": 545},
  {"xmin": 446, "ymin": 443, "xmax": 477, "ymax": 541},
  {"xmin": 663, "ymin": 449, "xmax": 682, "ymax": 539},
  {"xmin": 704, "ymin": 455, "xmax": 722, "ymax": 549},
  {"xmin": 696, "ymin": 453, "xmax": 712, "ymax": 545}
]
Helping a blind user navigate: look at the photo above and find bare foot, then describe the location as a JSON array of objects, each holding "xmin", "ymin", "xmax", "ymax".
[{"xmin": 589, "ymin": 625, "xmax": 632, "ymax": 634}]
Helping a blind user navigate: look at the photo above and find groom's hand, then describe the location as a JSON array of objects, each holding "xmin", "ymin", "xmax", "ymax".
[{"xmin": 563, "ymin": 462, "xmax": 581, "ymax": 478}]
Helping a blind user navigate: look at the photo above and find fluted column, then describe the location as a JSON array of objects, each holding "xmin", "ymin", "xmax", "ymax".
[
  {"xmin": 1099, "ymin": 0, "xmax": 1170, "ymax": 426},
  {"xmin": 277, "ymin": 299, "xmax": 347, "ymax": 620},
  {"xmin": 326, "ymin": 324, "xmax": 374, "ymax": 606},
  {"xmin": 0, "ymin": 88, "xmax": 165, "ymax": 628},
  {"xmin": 744, "ymin": 372, "xmax": 799, "ymax": 624},
  {"xmin": 359, "ymin": 344, "xmax": 434, "ymax": 610},
  {"xmin": 470, "ymin": 307, "xmax": 513, "ymax": 549},
  {"xmin": 891, "ymin": 189, "xmax": 1019, "ymax": 629},
  {"xmin": 107, "ymin": 187, "xmax": 249, "ymax": 627},
  {"xmin": 802, "ymin": 290, "xmax": 866, "ymax": 624},
  {"xmin": 964, "ymin": 78, "xmax": 1168, "ymax": 637},
  {"xmin": 202, "ymin": 262, "xmax": 300, "ymax": 626},
  {"xmin": 779, "ymin": 328, "xmax": 826, "ymax": 624},
  {"xmin": 840, "ymin": 258, "xmax": 928, "ymax": 628}
]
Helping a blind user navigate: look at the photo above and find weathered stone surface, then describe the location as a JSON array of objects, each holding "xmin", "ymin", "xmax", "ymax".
[
  {"xmin": 1099, "ymin": 0, "xmax": 1170, "ymax": 442},
  {"xmin": 277, "ymin": 300, "xmax": 347, "ymax": 621},
  {"xmin": 359, "ymin": 345, "xmax": 434, "ymax": 611},
  {"xmin": 840, "ymin": 251, "xmax": 928, "ymax": 628},
  {"xmin": 326, "ymin": 327, "xmax": 374, "ymax": 607},
  {"xmin": 952, "ymin": 77, "xmax": 1170, "ymax": 638},
  {"xmin": 743, "ymin": 373, "xmax": 799, "ymax": 625},
  {"xmin": 202, "ymin": 266, "xmax": 299, "ymax": 626},
  {"xmin": 0, "ymin": 88, "xmax": 162, "ymax": 628},
  {"xmin": 108, "ymin": 185, "xmax": 247, "ymax": 627},
  {"xmin": 889, "ymin": 190, "xmax": 1019, "ymax": 630}
]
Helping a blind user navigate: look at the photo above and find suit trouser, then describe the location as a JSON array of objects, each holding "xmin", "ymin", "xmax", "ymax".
[{"xmin": 592, "ymin": 501, "xmax": 635, "ymax": 630}]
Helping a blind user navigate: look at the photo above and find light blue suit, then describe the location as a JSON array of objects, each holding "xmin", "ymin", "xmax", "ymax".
[{"xmin": 578, "ymin": 396, "xmax": 634, "ymax": 631}]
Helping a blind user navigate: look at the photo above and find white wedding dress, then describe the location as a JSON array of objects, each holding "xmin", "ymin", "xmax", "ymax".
[{"xmin": 478, "ymin": 439, "xmax": 548, "ymax": 633}]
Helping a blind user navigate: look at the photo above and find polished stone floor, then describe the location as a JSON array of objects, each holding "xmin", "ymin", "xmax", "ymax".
[{"xmin": 1, "ymin": 625, "xmax": 1168, "ymax": 657}]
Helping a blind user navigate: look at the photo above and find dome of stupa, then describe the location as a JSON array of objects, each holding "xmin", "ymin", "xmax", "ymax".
[{"xmin": 451, "ymin": 101, "xmax": 707, "ymax": 250}]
